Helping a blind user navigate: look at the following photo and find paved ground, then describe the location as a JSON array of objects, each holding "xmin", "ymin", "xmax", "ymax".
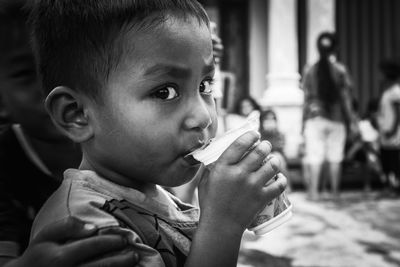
[{"xmin": 238, "ymin": 190, "xmax": 400, "ymax": 267}]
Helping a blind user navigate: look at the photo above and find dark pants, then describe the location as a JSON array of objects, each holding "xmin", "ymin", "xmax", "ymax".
[{"xmin": 380, "ymin": 148, "xmax": 400, "ymax": 190}]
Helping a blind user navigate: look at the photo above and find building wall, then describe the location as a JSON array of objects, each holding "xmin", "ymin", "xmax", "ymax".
[
  {"xmin": 337, "ymin": 0, "xmax": 400, "ymax": 114},
  {"xmin": 306, "ymin": 0, "xmax": 335, "ymax": 65},
  {"xmin": 248, "ymin": 0, "xmax": 268, "ymax": 99}
]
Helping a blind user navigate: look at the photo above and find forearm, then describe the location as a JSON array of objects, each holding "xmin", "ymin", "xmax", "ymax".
[{"xmin": 185, "ymin": 220, "xmax": 244, "ymax": 267}]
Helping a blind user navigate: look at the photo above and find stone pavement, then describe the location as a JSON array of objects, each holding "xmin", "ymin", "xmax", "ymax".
[{"xmin": 238, "ymin": 190, "xmax": 400, "ymax": 267}]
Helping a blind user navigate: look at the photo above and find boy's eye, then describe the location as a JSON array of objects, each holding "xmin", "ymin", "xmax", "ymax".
[
  {"xmin": 199, "ymin": 79, "xmax": 214, "ymax": 95},
  {"xmin": 152, "ymin": 86, "xmax": 179, "ymax": 100}
]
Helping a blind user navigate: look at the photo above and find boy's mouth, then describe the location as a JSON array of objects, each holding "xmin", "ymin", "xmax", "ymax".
[
  {"xmin": 184, "ymin": 111, "xmax": 260, "ymax": 166},
  {"xmin": 182, "ymin": 139, "xmax": 212, "ymax": 166},
  {"xmin": 183, "ymin": 153, "xmax": 201, "ymax": 166}
]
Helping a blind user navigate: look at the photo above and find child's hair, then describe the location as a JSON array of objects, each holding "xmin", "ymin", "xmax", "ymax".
[
  {"xmin": 379, "ymin": 58, "xmax": 400, "ymax": 81},
  {"xmin": 235, "ymin": 96, "xmax": 261, "ymax": 115},
  {"xmin": 28, "ymin": 0, "xmax": 210, "ymax": 101}
]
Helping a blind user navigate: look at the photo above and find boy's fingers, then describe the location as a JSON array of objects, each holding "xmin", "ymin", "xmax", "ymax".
[
  {"xmin": 79, "ymin": 248, "xmax": 139, "ymax": 267},
  {"xmin": 219, "ymin": 131, "xmax": 260, "ymax": 164},
  {"xmin": 33, "ymin": 217, "xmax": 97, "ymax": 244},
  {"xmin": 62, "ymin": 234, "xmax": 131, "ymax": 262},
  {"xmin": 255, "ymin": 155, "xmax": 281, "ymax": 186},
  {"xmin": 261, "ymin": 173, "xmax": 287, "ymax": 201},
  {"xmin": 240, "ymin": 140, "xmax": 272, "ymax": 171}
]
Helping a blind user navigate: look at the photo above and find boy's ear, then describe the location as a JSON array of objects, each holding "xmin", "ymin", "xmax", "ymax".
[{"xmin": 45, "ymin": 86, "xmax": 93, "ymax": 143}]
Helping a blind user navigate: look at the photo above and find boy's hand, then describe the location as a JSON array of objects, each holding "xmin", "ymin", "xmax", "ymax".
[
  {"xmin": 4, "ymin": 217, "xmax": 139, "ymax": 267},
  {"xmin": 197, "ymin": 131, "xmax": 287, "ymax": 233}
]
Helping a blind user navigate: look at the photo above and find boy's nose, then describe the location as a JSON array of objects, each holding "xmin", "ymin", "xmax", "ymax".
[{"xmin": 183, "ymin": 98, "xmax": 213, "ymax": 131}]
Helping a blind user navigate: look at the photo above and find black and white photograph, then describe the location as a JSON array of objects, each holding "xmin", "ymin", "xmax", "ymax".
[{"xmin": 0, "ymin": 0, "xmax": 399, "ymax": 266}]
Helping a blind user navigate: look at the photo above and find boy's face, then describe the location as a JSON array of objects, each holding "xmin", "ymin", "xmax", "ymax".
[{"xmin": 86, "ymin": 16, "xmax": 217, "ymax": 187}]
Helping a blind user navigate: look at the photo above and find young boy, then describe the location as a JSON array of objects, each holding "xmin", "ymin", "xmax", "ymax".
[{"xmin": 29, "ymin": 1, "xmax": 287, "ymax": 266}]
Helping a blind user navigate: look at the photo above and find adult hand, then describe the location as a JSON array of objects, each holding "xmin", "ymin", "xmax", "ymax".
[{"xmin": 4, "ymin": 217, "xmax": 139, "ymax": 267}]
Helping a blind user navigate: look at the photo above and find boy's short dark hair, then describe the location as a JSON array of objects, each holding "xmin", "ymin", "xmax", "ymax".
[{"xmin": 29, "ymin": 0, "xmax": 210, "ymax": 101}]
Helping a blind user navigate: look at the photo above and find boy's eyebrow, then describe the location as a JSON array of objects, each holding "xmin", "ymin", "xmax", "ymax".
[{"xmin": 144, "ymin": 63, "xmax": 215, "ymax": 78}]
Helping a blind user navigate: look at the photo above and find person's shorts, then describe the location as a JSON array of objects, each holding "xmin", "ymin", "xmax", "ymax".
[{"xmin": 303, "ymin": 117, "xmax": 346, "ymax": 164}]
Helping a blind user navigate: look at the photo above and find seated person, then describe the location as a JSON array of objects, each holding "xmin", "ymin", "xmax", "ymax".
[
  {"xmin": 28, "ymin": 1, "xmax": 287, "ymax": 266},
  {"xmin": 259, "ymin": 109, "xmax": 290, "ymax": 188},
  {"xmin": 345, "ymin": 99, "xmax": 383, "ymax": 191}
]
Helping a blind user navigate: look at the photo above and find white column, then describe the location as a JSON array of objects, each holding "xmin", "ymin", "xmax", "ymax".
[
  {"xmin": 261, "ymin": 0, "xmax": 304, "ymax": 160},
  {"xmin": 248, "ymin": 0, "xmax": 268, "ymax": 98}
]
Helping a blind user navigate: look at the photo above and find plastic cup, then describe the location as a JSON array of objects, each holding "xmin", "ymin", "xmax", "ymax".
[
  {"xmin": 189, "ymin": 111, "xmax": 260, "ymax": 165},
  {"xmin": 247, "ymin": 184, "xmax": 292, "ymax": 235},
  {"xmin": 189, "ymin": 111, "xmax": 292, "ymax": 235}
]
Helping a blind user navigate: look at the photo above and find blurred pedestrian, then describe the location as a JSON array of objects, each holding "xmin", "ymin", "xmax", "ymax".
[
  {"xmin": 301, "ymin": 31, "xmax": 358, "ymax": 200},
  {"xmin": 377, "ymin": 59, "xmax": 400, "ymax": 193}
]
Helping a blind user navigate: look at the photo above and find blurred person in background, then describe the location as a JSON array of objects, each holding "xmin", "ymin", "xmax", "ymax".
[
  {"xmin": 377, "ymin": 59, "xmax": 400, "ymax": 194},
  {"xmin": 0, "ymin": 1, "xmax": 139, "ymax": 266},
  {"xmin": 259, "ymin": 109, "xmax": 290, "ymax": 190},
  {"xmin": 345, "ymin": 98, "xmax": 383, "ymax": 192},
  {"xmin": 301, "ymin": 32, "xmax": 358, "ymax": 200}
]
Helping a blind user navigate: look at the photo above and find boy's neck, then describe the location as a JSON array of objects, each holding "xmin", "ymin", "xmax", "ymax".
[{"xmin": 79, "ymin": 157, "xmax": 158, "ymax": 195}]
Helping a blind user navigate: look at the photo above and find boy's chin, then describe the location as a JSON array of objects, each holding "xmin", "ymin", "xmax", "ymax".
[
  {"xmin": 163, "ymin": 168, "xmax": 199, "ymax": 188},
  {"xmin": 166, "ymin": 177, "xmax": 194, "ymax": 188}
]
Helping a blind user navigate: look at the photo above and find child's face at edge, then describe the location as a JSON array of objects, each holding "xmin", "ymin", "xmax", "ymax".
[
  {"xmin": 82, "ymin": 16, "xmax": 218, "ymax": 189},
  {"xmin": 0, "ymin": 35, "xmax": 67, "ymax": 142}
]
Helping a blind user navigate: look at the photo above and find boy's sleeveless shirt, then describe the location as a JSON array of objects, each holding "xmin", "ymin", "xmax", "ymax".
[{"xmin": 30, "ymin": 169, "xmax": 199, "ymax": 267}]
